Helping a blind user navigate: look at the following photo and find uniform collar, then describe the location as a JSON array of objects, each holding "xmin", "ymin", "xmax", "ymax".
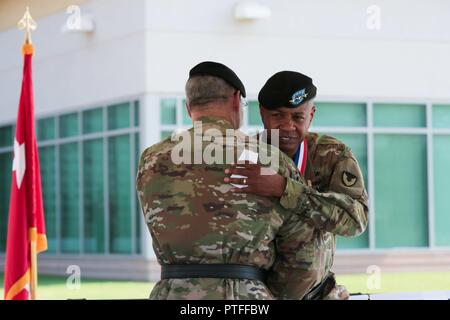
[{"xmin": 195, "ymin": 116, "xmax": 235, "ymax": 130}]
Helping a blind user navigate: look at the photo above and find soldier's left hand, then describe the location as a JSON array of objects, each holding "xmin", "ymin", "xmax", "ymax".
[{"xmin": 224, "ymin": 162, "xmax": 287, "ymax": 197}]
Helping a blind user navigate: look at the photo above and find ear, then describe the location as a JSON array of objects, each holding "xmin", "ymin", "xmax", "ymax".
[
  {"xmin": 186, "ymin": 101, "xmax": 192, "ymax": 118},
  {"xmin": 232, "ymin": 90, "xmax": 241, "ymax": 111},
  {"xmin": 259, "ymin": 105, "xmax": 267, "ymax": 128},
  {"xmin": 308, "ymin": 104, "xmax": 316, "ymax": 127}
]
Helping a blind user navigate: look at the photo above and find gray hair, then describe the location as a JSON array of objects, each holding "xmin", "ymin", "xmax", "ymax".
[{"xmin": 185, "ymin": 75, "xmax": 235, "ymax": 108}]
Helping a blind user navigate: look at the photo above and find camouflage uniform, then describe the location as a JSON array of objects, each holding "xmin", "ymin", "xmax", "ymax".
[
  {"xmin": 136, "ymin": 116, "xmax": 316, "ymax": 300},
  {"xmin": 273, "ymin": 132, "xmax": 369, "ymax": 299}
]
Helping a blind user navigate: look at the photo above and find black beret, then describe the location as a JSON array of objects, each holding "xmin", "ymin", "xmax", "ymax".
[
  {"xmin": 258, "ymin": 71, "xmax": 317, "ymax": 109},
  {"xmin": 189, "ymin": 61, "xmax": 246, "ymax": 98}
]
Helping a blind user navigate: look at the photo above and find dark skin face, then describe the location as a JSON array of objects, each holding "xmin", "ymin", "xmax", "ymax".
[
  {"xmin": 260, "ymin": 100, "xmax": 315, "ymax": 158},
  {"xmin": 224, "ymin": 100, "xmax": 316, "ymax": 197}
]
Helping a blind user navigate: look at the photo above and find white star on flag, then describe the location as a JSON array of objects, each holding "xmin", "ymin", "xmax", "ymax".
[{"xmin": 12, "ymin": 138, "xmax": 26, "ymax": 188}]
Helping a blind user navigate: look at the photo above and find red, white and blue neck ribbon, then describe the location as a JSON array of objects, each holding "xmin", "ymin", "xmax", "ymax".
[{"xmin": 293, "ymin": 138, "xmax": 307, "ymax": 176}]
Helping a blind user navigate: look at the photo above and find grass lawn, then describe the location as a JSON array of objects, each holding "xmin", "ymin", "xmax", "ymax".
[
  {"xmin": 336, "ymin": 272, "xmax": 450, "ymax": 295},
  {"xmin": 0, "ymin": 273, "xmax": 154, "ymax": 300},
  {"xmin": 1, "ymin": 272, "xmax": 449, "ymax": 299}
]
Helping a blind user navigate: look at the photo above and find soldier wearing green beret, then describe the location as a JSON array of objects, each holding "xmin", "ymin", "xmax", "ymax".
[
  {"xmin": 225, "ymin": 71, "xmax": 369, "ymax": 299},
  {"xmin": 136, "ymin": 62, "xmax": 318, "ymax": 299}
]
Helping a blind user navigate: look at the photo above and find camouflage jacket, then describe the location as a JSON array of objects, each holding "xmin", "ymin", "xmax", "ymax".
[
  {"xmin": 136, "ymin": 116, "xmax": 316, "ymax": 300},
  {"xmin": 272, "ymin": 132, "xmax": 369, "ymax": 298}
]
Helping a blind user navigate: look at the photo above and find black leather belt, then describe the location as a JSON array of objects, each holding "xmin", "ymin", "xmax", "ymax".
[
  {"xmin": 161, "ymin": 264, "xmax": 267, "ymax": 283},
  {"xmin": 303, "ymin": 272, "xmax": 336, "ymax": 300}
]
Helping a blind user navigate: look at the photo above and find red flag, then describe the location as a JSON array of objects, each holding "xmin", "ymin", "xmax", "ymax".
[{"xmin": 3, "ymin": 42, "xmax": 47, "ymax": 300}]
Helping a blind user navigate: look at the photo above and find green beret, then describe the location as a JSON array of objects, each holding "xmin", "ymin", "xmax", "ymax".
[
  {"xmin": 258, "ymin": 71, "xmax": 317, "ymax": 109},
  {"xmin": 189, "ymin": 61, "xmax": 246, "ymax": 98}
]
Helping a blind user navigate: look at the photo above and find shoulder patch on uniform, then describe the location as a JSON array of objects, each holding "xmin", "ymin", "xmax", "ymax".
[
  {"xmin": 317, "ymin": 134, "xmax": 343, "ymax": 146},
  {"xmin": 315, "ymin": 134, "xmax": 348, "ymax": 160},
  {"xmin": 342, "ymin": 171, "xmax": 357, "ymax": 187}
]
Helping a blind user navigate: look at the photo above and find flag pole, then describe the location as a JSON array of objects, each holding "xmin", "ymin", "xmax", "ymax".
[
  {"xmin": 30, "ymin": 230, "xmax": 37, "ymax": 300},
  {"xmin": 18, "ymin": 7, "xmax": 36, "ymax": 45},
  {"xmin": 18, "ymin": 7, "xmax": 38, "ymax": 300}
]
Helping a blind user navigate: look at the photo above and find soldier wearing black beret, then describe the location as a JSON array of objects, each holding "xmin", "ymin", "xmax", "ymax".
[
  {"xmin": 138, "ymin": 62, "xmax": 330, "ymax": 300},
  {"xmin": 225, "ymin": 70, "xmax": 369, "ymax": 300}
]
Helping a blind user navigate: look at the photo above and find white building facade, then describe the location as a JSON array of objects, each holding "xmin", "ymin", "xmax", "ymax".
[{"xmin": 1, "ymin": 0, "xmax": 450, "ymax": 280}]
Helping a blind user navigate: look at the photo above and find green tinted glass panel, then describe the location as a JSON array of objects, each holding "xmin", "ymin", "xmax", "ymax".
[
  {"xmin": 182, "ymin": 99, "xmax": 191, "ymax": 125},
  {"xmin": 39, "ymin": 146, "xmax": 57, "ymax": 252},
  {"xmin": 108, "ymin": 135, "xmax": 132, "ymax": 253},
  {"xmin": 314, "ymin": 102, "xmax": 366, "ymax": 127},
  {"xmin": 60, "ymin": 143, "xmax": 80, "ymax": 252},
  {"xmin": 248, "ymin": 101, "xmax": 263, "ymax": 126},
  {"xmin": 160, "ymin": 99, "xmax": 176, "ymax": 125},
  {"xmin": 83, "ymin": 139, "xmax": 104, "ymax": 253},
  {"xmin": 374, "ymin": 135, "xmax": 428, "ymax": 248},
  {"xmin": 433, "ymin": 136, "xmax": 450, "ymax": 246},
  {"xmin": 433, "ymin": 105, "xmax": 450, "ymax": 128},
  {"xmin": 37, "ymin": 118, "xmax": 55, "ymax": 141},
  {"xmin": 0, "ymin": 152, "xmax": 13, "ymax": 252},
  {"xmin": 134, "ymin": 100, "xmax": 140, "ymax": 127},
  {"xmin": 108, "ymin": 103, "xmax": 130, "ymax": 130},
  {"xmin": 326, "ymin": 134, "xmax": 369, "ymax": 249},
  {"xmin": 0, "ymin": 125, "xmax": 14, "ymax": 147},
  {"xmin": 161, "ymin": 131, "xmax": 172, "ymax": 140},
  {"xmin": 82, "ymin": 108, "xmax": 103, "ymax": 134},
  {"xmin": 374, "ymin": 104, "xmax": 426, "ymax": 127},
  {"xmin": 135, "ymin": 133, "xmax": 141, "ymax": 254},
  {"xmin": 59, "ymin": 113, "xmax": 79, "ymax": 138}
]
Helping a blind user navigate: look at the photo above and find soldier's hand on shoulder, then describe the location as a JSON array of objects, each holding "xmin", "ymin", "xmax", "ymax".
[{"xmin": 223, "ymin": 162, "xmax": 287, "ymax": 197}]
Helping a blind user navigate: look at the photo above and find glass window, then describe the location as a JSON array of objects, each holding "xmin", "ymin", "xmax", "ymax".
[
  {"xmin": 0, "ymin": 104, "xmax": 142, "ymax": 256},
  {"xmin": 60, "ymin": 113, "xmax": 79, "ymax": 138},
  {"xmin": 0, "ymin": 152, "xmax": 13, "ymax": 252},
  {"xmin": 374, "ymin": 134, "xmax": 428, "ymax": 248},
  {"xmin": 314, "ymin": 102, "xmax": 366, "ymax": 127},
  {"xmin": 83, "ymin": 139, "xmax": 104, "ymax": 253},
  {"xmin": 248, "ymin": 101, "xmax": 263, "ymax": 126},
  {"xmin": 0, "ymin": 125, "xmax": 14, "ymax": 147},
  {"xmin": 182, "ymin": 99, "xmax": 191, "ymax": 125},
  {"xmin": 432, "ymin": 104, "xmax": 450, "ymax": 128},
  {"xmin": 37, "ymin": 118, "xmax": 55, "ymax": 141},
  {"xmin": 82, "ymin": 108, "xmax": 103, "ymax": 134},
  {"xmin": 433, "ymin": 136, "xmax": 450, "ymax": 246},
  {"xmin": 39, "ymin": 146, "xmax": 57, "ymax": 253},
  {"xmin": 108, "ymin": 103, "xmax": 130, "ymax": 130},
  {"xmin": 160, "ymin": 99, "xmax": 176, "ymax": 125},
  {"xmin": 374, "ymin": 104, "xmax": 426, "ymax": 127},
  {"xmin": 108, "ymin": 135, "xmax": 132, "ymax": 253},
  {"xmin": 160, "ymin": 131, "xmax": 172, "ymax": 140},
  {"xmin": 327, "ymin": 134, "xmax": 369, "ymax": 249},
  {"xmin": 60, "ymin": 142, "xmax": 80, "ymax": 253}
]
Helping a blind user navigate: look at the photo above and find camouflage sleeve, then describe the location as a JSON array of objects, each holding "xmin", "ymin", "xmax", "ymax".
[
  {"xmin": 266, "ymin": 211, "xmax": 318, "ymax": 299},
  {"xmin": 279, "ymin": 155, "xmax": 369, "ymax": 237}
]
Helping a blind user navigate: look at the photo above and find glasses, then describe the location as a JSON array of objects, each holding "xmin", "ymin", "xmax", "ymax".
[{"xmin": 240, "ymin": 97, "xmax": 248, "ymax": 110}]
